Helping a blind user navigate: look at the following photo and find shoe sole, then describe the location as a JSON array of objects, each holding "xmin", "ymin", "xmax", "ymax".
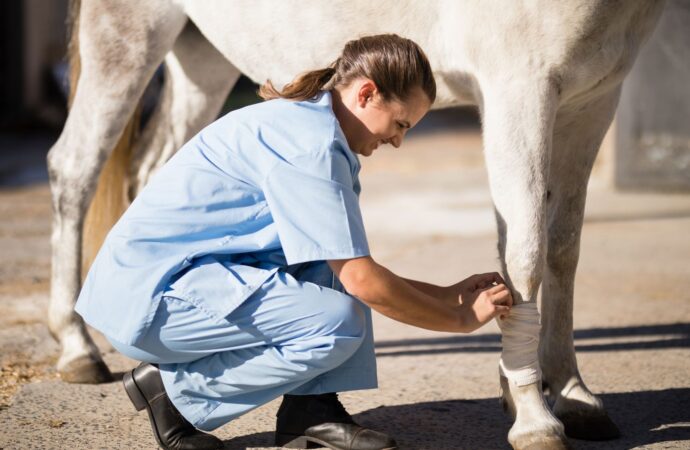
[
  {"xmin": 123, "ymin": 369, "xmax": 168, "ymax": 450},
  {"xmin": 275, "ymin": 432, "xmax": 398, "ymax": 450}
]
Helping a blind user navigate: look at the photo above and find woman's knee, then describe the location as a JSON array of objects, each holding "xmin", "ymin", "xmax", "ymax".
[
  {"xmin": 290, "ymin": 289, "xmax": 366, "ymax": 364},
  {"xmin": 299, "ymin": 295, "xmax": 366, "ymax": 370},
  {"xmin": 313, "ymin": 290, "xmax": 366, "ymax": 341}
]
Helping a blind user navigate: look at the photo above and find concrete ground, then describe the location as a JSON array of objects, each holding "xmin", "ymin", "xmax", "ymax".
[{"xmin": 0, "ymin": 124, "xmax": 689, "ymax": 449}]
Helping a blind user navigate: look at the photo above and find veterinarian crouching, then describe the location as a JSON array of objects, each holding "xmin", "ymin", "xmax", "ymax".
[{"xmin": 75, "ymin": 34, "xmax": 513, "ymax": 450}]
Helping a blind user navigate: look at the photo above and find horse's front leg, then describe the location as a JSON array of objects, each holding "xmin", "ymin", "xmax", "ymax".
[
  {"xmin": 481, "ymin": 79, "xmax": 568, "ymax": 450},
  {"xmin": 540, "ymin": 89, "xmax": 622, "ymax": 440},
  {"xmin": 47, "ymin": 0, "xmax": 186, "ymax": 383}
]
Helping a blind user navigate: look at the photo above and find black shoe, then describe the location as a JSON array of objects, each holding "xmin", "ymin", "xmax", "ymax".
[
  {"xmin": 123, "ymin": 363, "xmax": 224, "ymax": 450},
  {"xmin": 275, "ymin": 393, "xmax": 397, "ymax": 450}
]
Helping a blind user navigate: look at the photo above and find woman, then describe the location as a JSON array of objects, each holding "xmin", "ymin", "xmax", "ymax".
[{"xmin": 75, "ymin": 34, "xmax": 513, "ymax": 450}]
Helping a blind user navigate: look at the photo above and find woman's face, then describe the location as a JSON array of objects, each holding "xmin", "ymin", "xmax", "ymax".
[{"xmin": 333, "ymin": 79, "xmax": 431, "ymax": 157}]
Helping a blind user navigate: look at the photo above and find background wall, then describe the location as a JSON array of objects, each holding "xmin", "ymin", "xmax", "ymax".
[{"xmin": 615, "ymin": 0, "xmax": 690, "ymax": 191}]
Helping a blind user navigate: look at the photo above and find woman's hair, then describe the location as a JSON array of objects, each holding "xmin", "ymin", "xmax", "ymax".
[{"xmin": 259, "ymin": 34, "xmax": 436, "ymax": 104}]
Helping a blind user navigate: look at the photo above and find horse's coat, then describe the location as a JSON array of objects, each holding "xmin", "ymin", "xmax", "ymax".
[{"xmin": 47, "ymin": 1, "xmax": 664, "ymax": 448}]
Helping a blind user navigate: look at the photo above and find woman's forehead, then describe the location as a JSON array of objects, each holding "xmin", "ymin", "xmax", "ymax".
[{"xmin": 396, "ymin": 89, "xmax": 431, "ymax": 124}]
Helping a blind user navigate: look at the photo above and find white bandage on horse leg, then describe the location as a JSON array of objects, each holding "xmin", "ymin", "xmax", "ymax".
[{"xmin": 497, "ymin": 302, "xmax": 541, "ymax": 386}]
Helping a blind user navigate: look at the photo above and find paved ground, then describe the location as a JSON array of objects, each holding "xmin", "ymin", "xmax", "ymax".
[{"xmin": 0, "ymin": 125, "xmax": 689, "ymax": 449}]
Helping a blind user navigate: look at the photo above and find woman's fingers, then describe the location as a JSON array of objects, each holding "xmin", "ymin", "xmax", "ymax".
[
  {"xmin": 465, "ymin": 273, "xmax": 488, "ymax": 290},
  {"xmin": 486, "ymin": 283, "xmax": 508, "ymax": 296},
  {"xmin": 485, "ymin": 284, "xmax": 514, "ymax": 307},
  {"xmin": 483, "ymin": 272, "xmax": 505, "ymax": 285},
  {"xmin": 474, "ymin": 272, "xmax": 506, "ymax": 290},
  {"xmin": 475, "ymin": 280, "xmax": 513, "ymax": 321},
  {"xmin": 461, "ymin": 272, "xmax": 506, "ymax": 293}
]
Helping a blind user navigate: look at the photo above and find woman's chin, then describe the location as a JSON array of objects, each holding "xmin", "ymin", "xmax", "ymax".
[
  {"xmin": 354, "ymin": 146, "xmax": 375, "ymax": 157},
  {"xmin": 366, "ymin": 144, "xmax": 380, "ymax": 156}
]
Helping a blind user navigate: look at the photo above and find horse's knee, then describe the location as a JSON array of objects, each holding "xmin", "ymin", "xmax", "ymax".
[
  {"xmin": 546, "ymin": 237, "xmax": 574, "ymax": 275},
  {"xmin": 495, "ymin": 211, "xmax": 547, "ymax": 300},
  {"xmin": 503, "ymin": 250, "xmax": 545, "ymax": 304},
  {"xmin": 46, "ymin": 138, "xmax": 73, "ymax": 190},
  {"xmin": 47, "ymin": 140, "xmax": 87, "ymax": 207},
  {"xmin": 545, "ymin": 191, "xmax": 587, "ymax": 270}
]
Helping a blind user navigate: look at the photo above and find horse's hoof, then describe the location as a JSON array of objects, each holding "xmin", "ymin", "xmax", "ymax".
[
  {"xmin": 59, "ymin": 356, "xmax": 114, "ymax": 384},
  {"xmin": 514, "ymin": 436, "xmax": 572, "ymax": 450},
  {"xmin": 558, "ymin": 409, "xmax": 620, "ymax": 440}
]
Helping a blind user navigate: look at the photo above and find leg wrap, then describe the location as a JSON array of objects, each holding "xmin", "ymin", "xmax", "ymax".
[{"xmin": 498, "ymin": 302, "xmax": 541, "ymax": 386}]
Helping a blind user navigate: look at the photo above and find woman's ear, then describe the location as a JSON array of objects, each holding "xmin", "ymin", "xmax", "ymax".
[{"xmin": 356, "ymin": 79, "xmax": 378, "ymax": 108}]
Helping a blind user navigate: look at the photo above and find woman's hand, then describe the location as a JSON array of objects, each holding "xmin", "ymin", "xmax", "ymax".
[
  {"xmin": 448, "ymin": 272, "xmax": 514, "ymax": 332},
  {"xmin": 443, "ymin": 272, "xmax": 503, "ymax": 304},
  {"xmin": 458, "ymin": 272, "xmax": 505, "ymax": 295}
]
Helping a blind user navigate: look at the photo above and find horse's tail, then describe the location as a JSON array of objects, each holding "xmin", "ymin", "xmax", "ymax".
[
  {"xmin": 81, "ymin": 116, "xmax": 139, "ymax": 280},
  {"xmin": 67, "ymin": 0, "xmax": 141, "ymax": 280}
]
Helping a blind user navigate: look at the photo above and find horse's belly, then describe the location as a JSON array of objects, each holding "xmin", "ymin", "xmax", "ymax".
[
  {"xmin": 178, "ymin": 0, "xmax": 476, "ymax": 108},
  {"xmin": 176, "ymin": 0, "xmax": 663, "ymax": 111}
]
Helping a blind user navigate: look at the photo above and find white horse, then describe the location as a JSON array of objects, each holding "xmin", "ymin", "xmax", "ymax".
[{"xmin": 47, "ymin": 1, "xmax": 664, "ymax": 448}]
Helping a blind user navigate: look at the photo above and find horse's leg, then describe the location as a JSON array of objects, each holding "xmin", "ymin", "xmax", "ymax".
[
  {"xmin": 480, "ymin": 79, "xmax": 568, "ymax": 450},
  {"xmin": 540, "ymin": 89, "xmax": 622, "ymax": 440},
  {"xmin": 47, "ymin": 0, "xmax": 186, "ymax": 383},
  {"xmin": 128, "ymin": 21, "xmax": 240, "ymax": 197}
]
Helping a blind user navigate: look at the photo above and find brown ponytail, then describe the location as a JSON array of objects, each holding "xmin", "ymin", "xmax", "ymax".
[
  {"xmin": 259, "ymin": 67, "xmax": 336, "ymax": 101},
  {"xmin": 258, "ymin": 34, "xmax": 436, "ymax": 104}
]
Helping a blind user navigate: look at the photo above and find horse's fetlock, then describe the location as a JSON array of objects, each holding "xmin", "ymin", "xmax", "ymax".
[
  {"xmin": 553, "ymin": 388, "xmax": 604, "ymax": 417},
  {"xmin": 553, "ymin": 389, "xmax": 619, "ymax": 440},
  {"xmin": 58, "ymin": 354, "xmax": 113, "ymax": 384}
]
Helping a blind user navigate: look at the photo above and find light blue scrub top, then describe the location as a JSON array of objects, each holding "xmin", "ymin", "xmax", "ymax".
[{"xmin": 75, "ymin": 91, "xmax": 370, "ymax": 345}]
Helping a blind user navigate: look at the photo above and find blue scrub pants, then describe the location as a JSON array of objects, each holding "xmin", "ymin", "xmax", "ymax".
[{"xmin": 107, "ymin": 267, "xmax": 377, "ymax": 431}]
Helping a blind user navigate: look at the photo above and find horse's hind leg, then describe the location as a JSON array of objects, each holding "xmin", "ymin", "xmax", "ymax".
[
  {"xmin": 47, "ymin": 1, "xmax": 185, "ymax": 383},
  {"xmin": 80, "ymin": 21, "xmax": 239, "ymax": 274},
  {"xmin": 540, "ymin": 89, "xmax": 622, "ymax": 440},
  {"xmin": 480, "ymin": 78, "xmax": 569, "ymax": 450},
  {"xmin": 128, "ymin": 21, "xmax": 240, "ymax": 197}
]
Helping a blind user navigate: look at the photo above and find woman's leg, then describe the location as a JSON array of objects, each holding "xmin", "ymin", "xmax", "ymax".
[
  {"xmin": 266, "ymin": 262, "xmax": 393, "ymax": 449},
  {"xmin": 286, "ymin": 262, "xmax": 377, "ymax": 395},
  {"xmin": 289, "ymin": 305, "xmax": 376, "ymax": 395},
  {"xmin": 122, "ymin": 271, "xmax": 366, "ymax": 431}
]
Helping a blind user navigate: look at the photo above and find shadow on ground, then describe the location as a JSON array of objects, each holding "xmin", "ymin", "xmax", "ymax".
[
  {"xmin": 374, "ymin": 322, "xmax": 690, "ymax": 357},
  {"xmin": 220, "ymin": 388, "xmax": 690, "ymax": 450},
  {"xmin": 222, "ymin": 322, "xmax": 690, "ymax": 448}
]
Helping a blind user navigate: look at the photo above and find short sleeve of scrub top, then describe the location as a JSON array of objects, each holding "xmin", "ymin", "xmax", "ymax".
[{"xmin": 263, "ymin": 150, "xmax": 369, "ymax": 265}]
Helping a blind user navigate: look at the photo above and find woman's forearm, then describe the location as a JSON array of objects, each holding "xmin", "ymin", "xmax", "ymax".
[
  {"xmin": 330, "ymin": 258, "xmax": 465, "ymax": 332},
  {"xmin": 400, "ymin": 278, "xmax": 454, "ymax": 304}
]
